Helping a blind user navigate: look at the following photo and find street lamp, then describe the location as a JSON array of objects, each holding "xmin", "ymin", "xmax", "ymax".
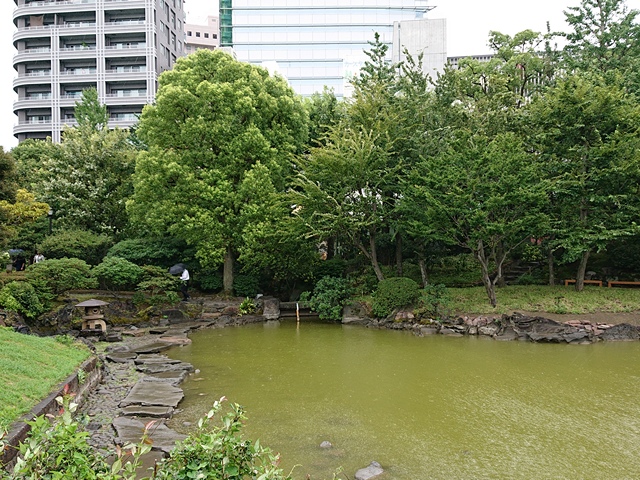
[{"xmin": 48, "ymin": 209, "xmax": 53, "ymax": 234}]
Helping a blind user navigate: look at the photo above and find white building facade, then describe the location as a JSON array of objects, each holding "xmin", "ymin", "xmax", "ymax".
[
  {"xmin": 221, "ymin": 0, "xmax": 445, "ymax": 97},
  {"xmin": 12, "ymin": 0, "xmax": 185, "ymax": 143}
]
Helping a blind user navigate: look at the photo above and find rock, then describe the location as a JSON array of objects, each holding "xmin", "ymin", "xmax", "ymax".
[
  {"xmin": 320, "ymin": 441, "xmax": 332, "ymax": 448},
  {"xmin": 222, "ymin": 306, "xmax": 239, "ymax": 316},
  {"xmin": 494, "ymin": 326, "xmax": 519, "ymax": 341},
  {"xmin": 121, "ymin": 406, "xmax": 174, "ymax": 418},
  {"xmin": 440, "ymin": 327, "xmax": 463, "ymax": 337},
  {"xmin": 478, "ymin": 324, "xmax": 499, "ymax": 336},
  {"xmin": 157, "ymin": 336, "xmax": 192, "ymax": 346},
  {"xmin": 342, "ymin": 302, "xmax": 370, "ymax": 324},
  {"xmin": 355, "ymin": 461, "xmax": 384, "ymax": 480},
  {"xmin": 133, "ymin": 342, "xmax": 172, "ymax": 354},
  {"xmin": 599, "ymin": 323, "xmax": 640, "ymax": 341},
  {"xmin": 112, "ymin": 417, "xmax": 186, "ymax": 453},
  {"xmin": 105, "ymin": 332, "xmax": 123, "ymax": 342},
  {"xmin": 395, "ymin": 310, "xmax": 415, "ymax": 322},
  {"xmin": 420, "ymin": 326, "xmax": 439, "ymax": 335},
  {"xmin": 119, "ymin": 380, "xmax": 184, "ymax": 408},
  {"xmin": 261, "ymin": 297, "xmax": 280, "ymax": 320},
  {"xmin": 563, "ymin": 331, "xmax": 590, "ymax": 343},
  {"xmin": 161, "ymin": 309, "xmax": 189, "ymax": 324},
  {"xmin": 105, "ymin": 352, "xmax": 138, "ymax": 363}
]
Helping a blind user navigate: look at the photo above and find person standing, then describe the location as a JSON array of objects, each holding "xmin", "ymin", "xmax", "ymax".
[
  {"xmin": 33, "ymin": 252, "xmax": 45, "ymax": 264},
  {"xmin": 180, "ymin": 268, "xmax": 190, "ymax": 301}
]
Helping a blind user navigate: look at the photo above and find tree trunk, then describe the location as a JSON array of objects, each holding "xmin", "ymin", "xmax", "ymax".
[
  {"xmin": 575, "ymin": 249, "xmax": 591, "ymax": 292},
  {"xmin": 395, "ymin": 235, "xmax": 403, "ymax": 276},
  {"xmin": 495, "ymin": 241, "xmax": 505, "ymax": 287},
  {"xmin": 418, "ymin": 258, "xmax": 428, "ymax": 287},
  {"xmin": 370, "ymin": 233, "xmax": 384, "ymax": 282},
  {"xmin": 223, "ymin": 245, "xmax": 234, "ymax": 294},
  {"xmin": 547, "ymin": 248, "xmax": 555, "ymax": 286},
  {"xmin": 476, "ymin": 240, "xmax": 497, "ymax": 307}
]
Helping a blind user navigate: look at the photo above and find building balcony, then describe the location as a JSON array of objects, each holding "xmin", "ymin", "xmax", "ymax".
[
  {"xmin": 13, "ymin": 95, "xmax": 52, "ymax": 111},
  {"xmin": 104, "ymin": 91, "xmax": 149, "ymax": 106},
  {"xmin": 13, "ymin": 0, "xmax": 96, "ymax": 21},
  {"xmin": 59, "ymin": 70, "xmax": 97, "ymax": 83},
  {"xmin": 13, "ymin": 72, "xmax": 52, "ymax": 88},
  {"xmin": 103, "ymin": 0, "xmax": 145, "ymax": 8},
  {"xmin": 14, "ymin": 119, "xmax": 53, "ymax": 135},
  {"xmin": 59, "ymin": 46, "xmax": 98, "ymax": 60},
  {"xmin": 13, "ymin": 48, "xmax": 52, "ymax": 63}
]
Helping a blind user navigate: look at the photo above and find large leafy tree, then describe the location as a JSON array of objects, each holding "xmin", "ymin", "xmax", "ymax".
[
  {"xmin": 129, "ymin": 49, "xmax": 308, "ymax": 293},
  {"xmin": 529, "ymin": 72, "xmax": 640, "ymax": 290}
]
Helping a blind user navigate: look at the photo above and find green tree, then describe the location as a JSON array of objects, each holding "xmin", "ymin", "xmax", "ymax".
[
  {"xmin": 10, "ymin": 139, "xmax": 62, "ymax": 194},
  {"xmin": 0, "ymin": 189, "xmax": 50, "ymax": 249},
  {"xmin": 563, "ymin": 0, "xmax": 640, "ymax": 76},
  {"xmin": 74, "ymin": 87, "xmax": 108, "ymax": 130},
  {"xmin": 529, "ymin": 72, "xmax": 640, "ymax": 290},
  {"xmin": 129, "ymin": 49, "xmax": 308, "ymax": 293},
  {"xmin": 0, "ymin": 147, "xmax": 17, "ymax": 203}
]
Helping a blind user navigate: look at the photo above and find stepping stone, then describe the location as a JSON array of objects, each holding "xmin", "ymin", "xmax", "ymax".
[
  {"xmin": 113, "ymin": 417, "xmax": 186, "ymax": 453},
  {"xmin": 146, "ymin": 370, "xmax": 188, "ymax": 385},
  {"xmin": 105, "ymin": 352, "xmax": 137, "ymax": 363},
  {"xmin": 148, "ymin": 327, "xmax": 169, "ymax": 335},
  {"xmin": 120, "ymin": 380, "xmax": 184, "ymax": 408},
  {"xmin": 135, "ymin": 362, "xmax": 193, "ymax": 374},
  {"xmin": 121, "ymin": 406, "xmax": 174, "ymax": 418},
  {"xmin": 157, "ymin": 336, "xmax": 192, "ymax": 346},
  {"xmin": 134, "ymin": 355, "xmax": 182, "ymax": 365},
  {"xmin": 133, "ymin": 342, "xmax": 172, "ymax": 354}
]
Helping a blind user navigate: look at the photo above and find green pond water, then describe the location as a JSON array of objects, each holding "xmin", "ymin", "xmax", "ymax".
[{"xmin": 166, "ymin": 321, "xmax": 640, "ymax": 479}]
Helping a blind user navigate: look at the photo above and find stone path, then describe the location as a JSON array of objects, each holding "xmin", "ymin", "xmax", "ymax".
[{"xmin": 80, "ymin": 321, "xmax": 214, "ymax": 463}]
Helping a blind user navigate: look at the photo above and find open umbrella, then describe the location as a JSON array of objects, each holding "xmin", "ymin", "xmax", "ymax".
[
  {"xmin": 169, "ymin": 263, "xmax": 187, "ymax": 276},
  {"xmin": 8, "ymin": 249, "xmax": 25, "ymax": 257}
]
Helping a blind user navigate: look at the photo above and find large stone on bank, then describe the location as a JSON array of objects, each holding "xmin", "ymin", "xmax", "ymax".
[
  {"xmin": 342, "ymin": 302, "xmax": 370, "ymax": 324},
  {"xmin": 161, "ymin": 308, "xmax": 189, "ymax": 324},
  {"xmin": 478, "ymin": 324, "xmax": 500, "ymax": 336},
  {"xmin": 262, "ymin": 297, "xmax": 280, "ymax": 320},
  {"xmin": 105, "ymin": 351, "xmax": 137, "ymax": 363},
  {"xmin": 121, "ymin": 405, "xmax": 174, "ymax": 418},
  {"xmin": 355, "ymin": 461, "xmax": 384, "ymax": 480},
  {"xmin": 599, "ymin": 323, "xmax": 640, "ymax": 341},
  {"xmin": 494, "ymin": 325, "xmax": 519, "ymax": 341},
  {"xmin": 119, "ymin": 380, "xmax": 184, "ymax": 408},
  {"xmin": 112, "ymin": 417, "xmax": 186, "ymax": 453}
]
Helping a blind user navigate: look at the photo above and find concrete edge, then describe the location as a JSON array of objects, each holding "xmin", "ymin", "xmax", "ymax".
[{"xmin": 1, "ymin": 356, "xmax": 102, "ymax": 468}]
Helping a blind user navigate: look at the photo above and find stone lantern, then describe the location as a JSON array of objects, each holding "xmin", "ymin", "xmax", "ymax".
[{"xmin": 75, "ymin": 299, "xmax": 109, "ymax": 333}]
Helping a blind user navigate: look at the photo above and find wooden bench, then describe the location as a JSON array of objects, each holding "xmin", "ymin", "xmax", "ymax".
[
  {"xmin": 564, "ymin": 279, "xmax": 602, "ymax": 287},
  {"xmin": 608, "ymin": 281, "xmax": 640, "ymax": 288}
]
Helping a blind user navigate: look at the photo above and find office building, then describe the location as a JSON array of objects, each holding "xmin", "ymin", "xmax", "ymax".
[
  {"xmin": 12, "ymin": 0, "xmax": 185, "ymax": 143},
  {"xmin": 219, "ymin": 0, "xmax": 445, "ymax": 97}
]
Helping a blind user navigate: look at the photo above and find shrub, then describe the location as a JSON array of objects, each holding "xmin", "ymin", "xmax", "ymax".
[
  {"xmin": 197, "ymin": 271, "xmax": 223, "ymax": 292},
  {"xmin": 38, "ymin": 229, "xmax": 112, "ymax": 265},
  {"xmin": 372, "ymin": 277, "xmax": 420, "ymax": 318},
  {"xmin": 0, "ymin": 281, "xmax": 47, "ymax": 319},
  {"xmin": 107, "ymin": 237, "xmax": 187, "ymax": 267},
  {"xmin": 307, "ymin": 276, "xmax": 351, "ymax": 321},
  {"xmin": 233, "ymin": 274, "xmax": 260, "ymax": 297},
  {"xmin": 417, "ymin": 283, "xmax": 450, "ymax": 321},
  {"xmin": 92, "ymin": 256, "xmax": 143, "ymax": 290},
  {"xmin": 154, "ymin": 398, "xmax": 291, "ymax": 480},
  {"xmin": 26, "ymin": 258, "xmax": 97, "ymax": 295},
  {"xmin": 135, "ymin": 265, "xmax": 181, "ymax": 306},
  {"xmin": 313, "ymin": 257, "xmax": 347, "ymax": 280},
  {"xmin": 238, "ymin": 297, "xmax": 257, "ymax": 315}
]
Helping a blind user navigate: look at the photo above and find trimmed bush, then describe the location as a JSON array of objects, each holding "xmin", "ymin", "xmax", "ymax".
[
  {"xmin": 26, "ymin": 258, "xmax": 97, "ymax": 295},
  {"xmin": 107, "ymin": 237, "xmax": 187, "ymax": 267},
  {"xmin": 233, "ymin": 274, "xmax": 260, "ymax": 297},
  {"xmin": 372, "ymin": 277, "xmax": 420, "ymax": 318},
  {"xmin": 197, "ymin": 271, "xmax": 223, "ymax": 292},
  {"xmin": 0, "ymin": 281, "xmax": 47, "ymax": 319},
  {"xmin": 307, "ymin": 276, "xmax": 351, "ymax": 321},
  {"xmin": 92, "ymin": 256, "xmax": 143, "ymax": 290},
  {"xmin": 38, "ymin": 229, "xmax": 112, "ymax": 265}
]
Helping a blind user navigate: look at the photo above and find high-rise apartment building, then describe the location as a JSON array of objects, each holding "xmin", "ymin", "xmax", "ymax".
[
  {"xmin": 12, "ymin": 0, "xmax": 185, "ymax": 143},
  {"xmin": 219, "ymin": 0, "xmax": 445, "ymax": 97}
]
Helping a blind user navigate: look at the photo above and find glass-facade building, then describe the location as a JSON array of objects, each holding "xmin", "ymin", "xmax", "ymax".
[{"xmin": 220, "ymin": 0, "xmax": 437, "ymax": 97}]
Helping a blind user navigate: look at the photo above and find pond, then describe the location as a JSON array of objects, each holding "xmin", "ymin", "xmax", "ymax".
[{"xmin": 167, "ymin": 320, "xmax": 640, "ymax": 479}]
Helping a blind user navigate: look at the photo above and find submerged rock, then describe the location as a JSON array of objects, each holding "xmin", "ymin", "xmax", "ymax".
[{"xmin": 355, "ymin": 461, "xmax": 384, "ymax": 480}]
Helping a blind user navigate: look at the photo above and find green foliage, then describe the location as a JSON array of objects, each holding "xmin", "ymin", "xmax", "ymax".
[
  {"xmin": 197, "ymin": 271, "xmax": 223, "ymax": 292},
  {"xmin": 0, "ymin": 281, "xmax": 47, "ymax": 319},
  {"xmin": 313, "ymin": 257, "xmax": 347, "ymax": 280},
  {"xmin": 135, "ymin": 266, "xmax": 181, "ymax": 306},
  {"xmin": 233, "ymin": 274, "xmax": 260, "ymax": 298},
  {"xmin": 92, "ymin": 257, "xmax": 143, "ymax": 290},
  {"xmin": 372, "ymin": 277, "xmax": 420, "ymax": 318},
  {"xmin": 38, "ymin": 229, "xmax": 112, "ymax": 265},
  {"xmin": 107, "ymin": 237, "xmax": 188, "ymax": 267},
  {"xmin": 25, "ymin": 258, "xmax": 97, "ymax": 295},
  {"xmin": 307, "ymin": 276, "xmax": 351, "ymax": 321},
  {"xmin": 74, "ymin": 87, "xmax": 108, "ymax": 130},
  {"xmin": 0, "ymin": 146, "xmax": 16, "ymax": 203},
  {"xmin": 417, "ymin": 284, "xmax": 450, "ymax": 321},
  {"xmin": 238, "ymin": 297, "xmax": 257, "ymax": 315},
  {"xmin": 154, "ymin": 398, "xmax": 291, "ymax": 480}
]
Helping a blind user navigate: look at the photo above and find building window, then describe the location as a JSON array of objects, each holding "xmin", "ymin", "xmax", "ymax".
[
  {"xmin": 204, "ymin": 33, "xmax": 209, "ymax": 38},
  {"xmin": 187, "ymin": 31, "xmax": 192, "ymax": 36},
  {"xmin": 213, "ymin": 34, "xmax": 217, "ymax": 39},
  {"xmin": 195, "ymin": 32, "xmax": 200, "ymax": 37}
]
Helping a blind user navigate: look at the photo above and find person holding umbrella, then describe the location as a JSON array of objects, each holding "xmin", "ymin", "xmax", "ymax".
[{"xmin": 170, "ymin": 263, "xmax": 190, "ymax": 301}]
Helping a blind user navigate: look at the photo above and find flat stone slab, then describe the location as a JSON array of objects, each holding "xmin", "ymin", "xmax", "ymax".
[
  {"xmin": 146, "ymin": 370, "xmax": 188, "ymax": 385},
  {"xmin": 133, "ymin": 342, "xmax": 172, "ymax": 354},
  {"xmin": 113, "ymin": 417, "xmax": 186, "ymax": 453},
  {"xmin": 135, "ymin": 362, "xmax": 193, "ymax": 374},
  {"xmin": 134, "ymin": 354, "xmax": 182, "ymax": 365},
  {"xmin": 121, "ymin": 405, "xmax": 174, "ymax": 418},
  {"xmin": 355, "ymin": 461, "xmax": 384, "ymax": 480},
  {"xmin": 105, "ymin": 352, "xmax": 137, "ymax": 363},
  {"xmin": 157, "ymin": 336, "xmax": 192, "ymax": 346},
  {"xmin": 119, "ymin": 380, "xmax": 184, "ymax": 408}
]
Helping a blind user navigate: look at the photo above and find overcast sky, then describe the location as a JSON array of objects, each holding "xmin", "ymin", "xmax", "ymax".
[{"xmin": 2, "ymin": 0, "xmax": 639, "ymax": 151}]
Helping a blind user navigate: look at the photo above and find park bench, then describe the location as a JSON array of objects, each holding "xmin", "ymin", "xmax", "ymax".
[
  {"xmin": 607, "ymin": 281, "xmax": 640, "ymax": 288},
  {"xmin": 564, "ymin": 279, "xmax": 602, "ymax": 287}
]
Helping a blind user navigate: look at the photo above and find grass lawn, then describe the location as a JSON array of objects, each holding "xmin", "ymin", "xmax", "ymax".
[
  {"xmin": 0, "ymin": 328, "xmax": 90, "ymax": 431},
  {"xmin": 449, "ymin": 285, "xmax": 640, "ymax": 315}
]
